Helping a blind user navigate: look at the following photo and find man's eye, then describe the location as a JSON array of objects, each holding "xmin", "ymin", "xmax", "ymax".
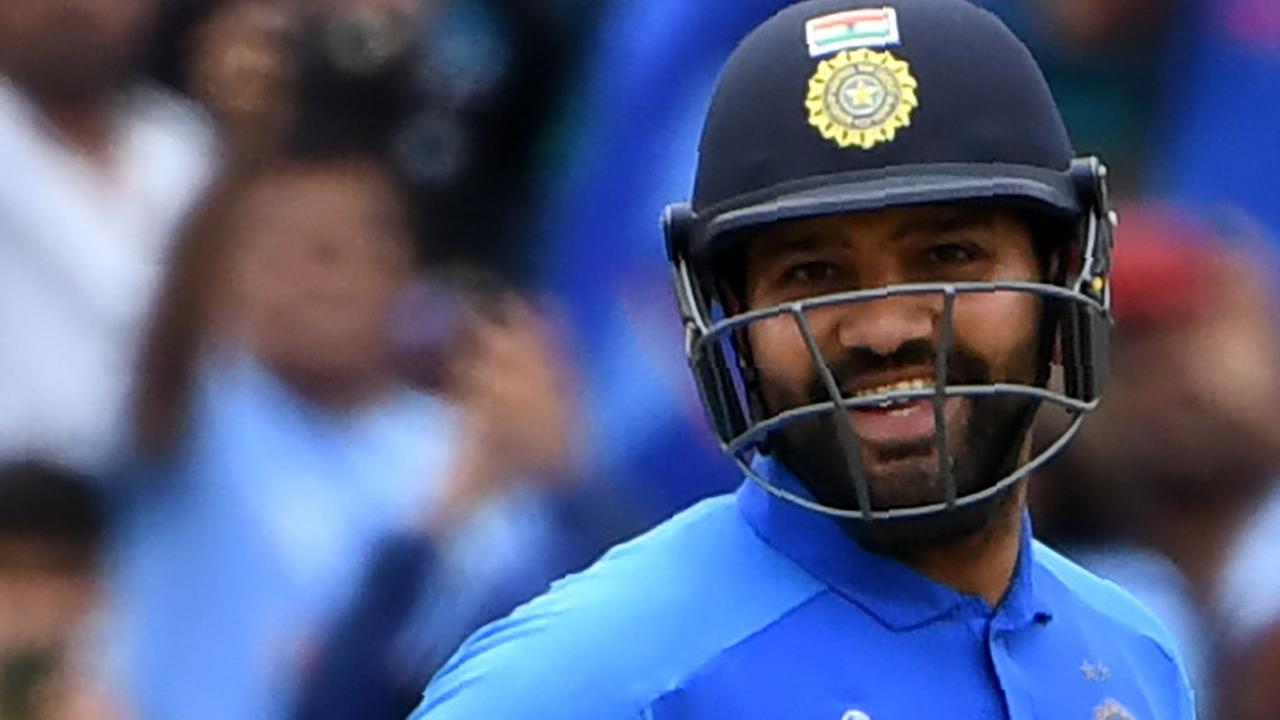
[
  {"xmin": 783, "ymin": 260, "xmax": 839, "ymax": 284},
  {"xmin": 927, "ymin": 242, "xmax": 981, "ymax": 264}
]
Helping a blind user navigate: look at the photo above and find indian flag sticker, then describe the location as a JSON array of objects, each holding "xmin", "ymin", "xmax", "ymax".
[{"xmin": 806, "ymin": 7, "xmax": 901, "ymax": 57}]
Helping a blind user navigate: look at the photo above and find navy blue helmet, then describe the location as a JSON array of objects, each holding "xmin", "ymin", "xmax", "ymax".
[{"xmin": 664, "ymin": 0, "xmax": 1116, "ymax": 526}]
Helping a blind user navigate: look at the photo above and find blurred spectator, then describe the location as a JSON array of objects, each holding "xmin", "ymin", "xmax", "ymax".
[
  {"xmin": 290, "ymin": 273, "xmax": 634, "ymax": 720},
  {"xmin": 150, "ymin": 0, "xmax": 601, "ymax": 281},
  {"xmin": 0, "ymin": 461, "xmax": 120, "ymax": 720},
  {"xmin": 1032, "ymin": 204, "xmax": 1280, "ymax": 718},
  {"xmin": 186, "ymin": 0, "xmax": 296, "ymax": 157},
  {"xmin": 0, "ymin": 0, "xmax": 215, "ymax": 473},
  {"xmin": 177, "ymin": 0, "xmax": 418, "ymax": 158},
  {"xmin": 111, "ymin": 149, "xmax": 609, "ymax": 720}
]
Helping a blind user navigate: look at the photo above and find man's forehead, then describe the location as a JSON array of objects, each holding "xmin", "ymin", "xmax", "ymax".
[{"xmin": 745, "ymin": 203, "xmax": 1015, "ymax": 255}]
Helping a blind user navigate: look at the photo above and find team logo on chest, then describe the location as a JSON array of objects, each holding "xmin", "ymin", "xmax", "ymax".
[{"xmin": 805, "ymin": 48, "xmax": 919, "ymax": 150}]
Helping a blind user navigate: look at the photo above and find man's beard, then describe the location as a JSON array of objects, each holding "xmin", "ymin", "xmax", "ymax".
[{"xmin": 764, "ymin": 338, "xmax": 1040, "ymax": 538}]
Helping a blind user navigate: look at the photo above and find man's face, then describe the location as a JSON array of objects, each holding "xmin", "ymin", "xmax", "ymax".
[
  {"xmin": 227, "ymin": 160, "xmax": 415, "ymax": 389},
  {"xmin": 740, "ymin": 204, "xmax": 1046, "ymax": 513},
  {"xmin": 0, "ymin": 0, "xmax": 156, "ymax": 99}
]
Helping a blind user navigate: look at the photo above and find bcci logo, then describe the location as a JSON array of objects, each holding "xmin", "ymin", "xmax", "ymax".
[{"xmin": 805, "ymin": 48, "xmax": 919, "ymax": 150}]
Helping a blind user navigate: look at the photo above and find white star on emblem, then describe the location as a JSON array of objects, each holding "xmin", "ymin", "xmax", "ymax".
[{"xmin": 841, "ymin": 77, "xmax": 883, "ymax": 110}]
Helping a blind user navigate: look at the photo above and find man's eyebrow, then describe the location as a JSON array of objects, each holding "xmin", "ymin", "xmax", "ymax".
[
  {"xmin": 752, "ymin": 232, "xmax": 841, "ymax": 261},
  {"xmin": 775, "ymin": 233, "xmax": 829, "ymax": 252},
  {"xmin": 890, "ymin": 208, "xmax": 999, "ymax": 242}
]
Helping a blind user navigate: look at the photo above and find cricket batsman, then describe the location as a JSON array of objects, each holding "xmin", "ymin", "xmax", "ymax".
[{"xmin": 408, "ymin": 0, "xmax": 1195, "ymax": 717}]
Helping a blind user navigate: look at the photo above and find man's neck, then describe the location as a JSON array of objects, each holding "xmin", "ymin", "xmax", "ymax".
[
  {"xmin": 891, "ymin": 485, "xmax": 1027, "ymax": 608},
  {"xmin": 278, "ymin": 367, "xmax": 397, "ymax": 416}
]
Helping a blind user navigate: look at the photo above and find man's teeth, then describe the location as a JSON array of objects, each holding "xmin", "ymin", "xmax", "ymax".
[{"xmin": 850, "ymin": 378, "xmax": 933, "ymax": 399}]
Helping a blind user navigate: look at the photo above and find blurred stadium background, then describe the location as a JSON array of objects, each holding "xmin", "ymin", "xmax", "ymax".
[{"xmin": 0, "ymin": 0, "xmax": 1277, "ymax": 718}]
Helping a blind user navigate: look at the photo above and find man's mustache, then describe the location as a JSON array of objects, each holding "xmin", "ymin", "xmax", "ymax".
[{"xmin": 805, "ymin": 339, "xmax": 993, "ymax": 403}]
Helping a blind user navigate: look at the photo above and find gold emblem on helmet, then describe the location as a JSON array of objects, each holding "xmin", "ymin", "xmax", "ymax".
[{"xmin": 805, "ymin": 48, "xmax": 919, "ymax": 150}]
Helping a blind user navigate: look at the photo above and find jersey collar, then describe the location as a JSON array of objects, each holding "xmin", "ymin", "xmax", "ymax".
[{"xmin": 736, "ymin": 454, "xmax": 1052, "ymax": 632}]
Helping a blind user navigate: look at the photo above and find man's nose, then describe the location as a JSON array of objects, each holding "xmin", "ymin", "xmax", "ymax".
[{"xmin": 832, "ymin": 293, "xmax": 939, "ymax": 357}]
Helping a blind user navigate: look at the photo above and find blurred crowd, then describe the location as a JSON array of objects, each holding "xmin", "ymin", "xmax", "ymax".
[{"xmin": 0, "ymin": 0, "xmax": 1277, "ymax": 718}]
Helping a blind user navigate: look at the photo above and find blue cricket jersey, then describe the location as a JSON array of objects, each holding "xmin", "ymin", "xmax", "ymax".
[{"xmin": 410, "ymin": 457, "xmax": 1195, "ymax": 719}]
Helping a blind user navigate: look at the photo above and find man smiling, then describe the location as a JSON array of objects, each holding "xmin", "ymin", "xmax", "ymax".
[
  {"xmin": 408, "ymin": 1, "xmax": 1196, "ymax": 718},
  {"xmin": 737, "ymin": 205, "xmax": 1051, "ymax": 540}
]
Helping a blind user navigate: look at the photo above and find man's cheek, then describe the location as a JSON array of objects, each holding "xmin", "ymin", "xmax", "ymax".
[
  {"xmin": 749, "ymin": 318, "xmax": 819, "ymax": 399},
  {"xmin": 953, "ymin": 294, "xmax": 1041, "ymax": 381},
  {"xmin": 757, "ymin": 368, "xmax": 815, "ymax": 415}
]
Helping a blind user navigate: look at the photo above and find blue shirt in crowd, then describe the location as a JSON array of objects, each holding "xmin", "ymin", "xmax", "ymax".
[
  {"xmin": 110, "ymin": 356, "xmax": 452, "ymax": 719},
  {"xmin": 411, "ymin": 456, "xmax": 1195, "ymax": 719},
  {"xmin": 110, "ymin": 355, "xmax": 580, "ymax": 720}
]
